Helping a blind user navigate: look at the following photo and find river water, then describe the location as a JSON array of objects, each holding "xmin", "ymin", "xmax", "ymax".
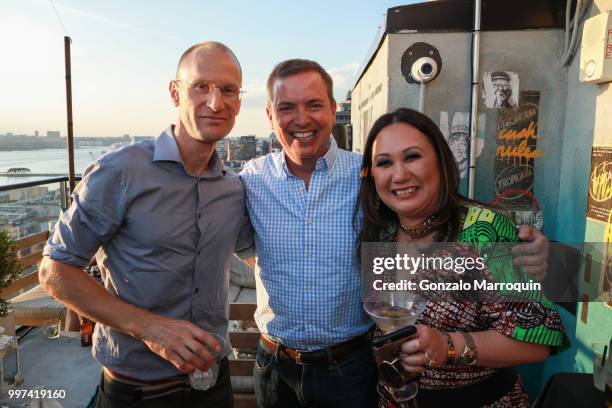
[{"xmin": 0, "ymin": 147, "xmax": 109, "ymax": 187}]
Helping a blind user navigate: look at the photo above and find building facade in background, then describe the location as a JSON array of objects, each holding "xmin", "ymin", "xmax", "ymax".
[
  {"xmin": 351, "ymin": 0, "xmax": 612, "ymax": 389},
  {"xmin": 333, "ymin": 91, "xmax": 352, "ymax": 150}
]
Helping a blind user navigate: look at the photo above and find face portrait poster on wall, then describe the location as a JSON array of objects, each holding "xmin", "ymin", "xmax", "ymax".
[
  {"xmin": 586, "ymin": 146, "xmax": 612, "ymax": 223},
  {"xmin": 440, "ymin": 111, "xmax": 487, "ymax": 182},
  {"xmin": 482, "ymin": 71, "xmax": 519, "ymax": 109},
  {"xmin": 493, "ymin": 91, "xmax": 542, "ymax": 208}
]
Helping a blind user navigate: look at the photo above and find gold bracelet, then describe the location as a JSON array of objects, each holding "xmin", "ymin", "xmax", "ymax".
[
  {"xmin": 459, "ymin": 332, "xmax": 478, "ymax": 367},
  {"xmin": 442, "ymin": 331, "xmax": 456, "ymax": 364}
]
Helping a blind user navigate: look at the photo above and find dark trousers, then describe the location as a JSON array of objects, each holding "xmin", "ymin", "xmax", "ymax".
[
  {"xmin": 93, "ymin": 358, "xmax": 233, "ymax": 408},
  {"xmin": 254, "ymin": 340, "xmax": 378, "ymax": 408}
]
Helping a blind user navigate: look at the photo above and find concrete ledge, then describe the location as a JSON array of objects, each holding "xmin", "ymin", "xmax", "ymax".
[{"xmin": 10, "ymin": 285, "xmax": 66, "ymax": 327}]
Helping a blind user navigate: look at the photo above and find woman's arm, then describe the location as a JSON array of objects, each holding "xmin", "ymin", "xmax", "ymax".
[{"xmin": 399, "ymin": 325, "xmax": 550, "ymax": 373}]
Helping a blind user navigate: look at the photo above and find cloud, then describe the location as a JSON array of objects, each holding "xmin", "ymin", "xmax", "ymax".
[
  {"xmin": 241, "ymin": 77, "xmax": 268, "ymax": 106},
  {"xmin": 327, "ymin": 62, "xmax": 359, "ymax": 101},
  {"xmin": 57, "ymin": 3, "xmax": 177, "ymax": 41}
]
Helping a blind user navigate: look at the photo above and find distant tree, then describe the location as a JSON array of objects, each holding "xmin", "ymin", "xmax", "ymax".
[
  {"xmin": 7, "ymin": 168, "xmax": 31, "ymax": 174},
  {"xmin": 0, "ymin": 230, "xmax": 21, "ymax": 317}
]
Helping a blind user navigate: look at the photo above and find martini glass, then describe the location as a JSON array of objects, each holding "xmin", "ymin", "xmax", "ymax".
[{"xmin": 364, "ymin": 291, "xmax": 425, "ymax": 405}]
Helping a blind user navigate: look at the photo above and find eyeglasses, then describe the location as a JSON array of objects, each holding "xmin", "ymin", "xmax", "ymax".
[{"xmin": 174, "ymin": 80, "xmax": 245, "ymax": 101}]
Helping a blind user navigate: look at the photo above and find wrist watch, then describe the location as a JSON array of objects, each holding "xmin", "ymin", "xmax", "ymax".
[
  {"xmin": 442, "ymin": 331, "xmax": 456, "ymax": 364},
  {"xmin": 459, "ymin": 332, "xmax": 478, "ymax": 367}
]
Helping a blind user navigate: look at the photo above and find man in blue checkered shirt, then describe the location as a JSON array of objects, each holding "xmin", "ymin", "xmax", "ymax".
[{"xmin": 240, "ymin": 59, "xmax": 551, "ymax": 408}]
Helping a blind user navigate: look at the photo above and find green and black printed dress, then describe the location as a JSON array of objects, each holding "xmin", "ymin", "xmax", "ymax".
[{"xmin": 381, "ymin": 204, "xmax": 569, "ymax": 408}]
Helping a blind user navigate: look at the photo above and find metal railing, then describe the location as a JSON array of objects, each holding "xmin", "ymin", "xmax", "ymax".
[
  {"xmin": 0, "ymin": 177, "xmax": 81, "ymax": 241},
  {"xmin": 0, "ymin": 176, "xmax": 81, "ymax": 210}
]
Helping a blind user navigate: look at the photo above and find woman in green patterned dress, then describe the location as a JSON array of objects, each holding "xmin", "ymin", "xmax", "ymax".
[{"xmin": 357, "ymin": 108, "xmax": 569, "ymax": 407}]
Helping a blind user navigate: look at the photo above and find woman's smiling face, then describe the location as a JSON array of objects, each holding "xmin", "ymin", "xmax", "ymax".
[{"xmin": 371, "ymin": 122, "xmax": 441, "ymax": 227}]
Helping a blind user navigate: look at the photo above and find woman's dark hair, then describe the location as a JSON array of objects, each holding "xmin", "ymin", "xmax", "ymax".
[{"xmin": 355, "ymin": 107, "xmax": 466, "ymax": 247}]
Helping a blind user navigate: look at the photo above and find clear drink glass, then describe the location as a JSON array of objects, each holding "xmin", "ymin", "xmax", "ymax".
[
  {"xmin": 364, "ymin": 291, "xmax": 425, "ymax": 405},
  {"xmin": 364, "ymin": 291, "xmax": 425, "ymax": 334},
  {"xmin": 43, "ymin": 318, "xmax": 61, "ymax": 339},
  {"xmin": 189, "ymin": 333, "xmax": 226, "ymax": 391}
]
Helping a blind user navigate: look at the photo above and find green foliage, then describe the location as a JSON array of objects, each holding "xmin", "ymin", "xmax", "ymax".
[{"xmin": 0, "ymin": 229, "xmax": 21, "ymax": 317}]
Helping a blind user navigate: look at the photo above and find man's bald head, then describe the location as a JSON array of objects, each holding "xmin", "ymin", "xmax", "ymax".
[
  {"xmin": 175, "ymin": 41, "xmax": 242, "ymax": 83},
  {"xmin": 170, "ymin": 40, "xmax": 242, "ymax": 147}
]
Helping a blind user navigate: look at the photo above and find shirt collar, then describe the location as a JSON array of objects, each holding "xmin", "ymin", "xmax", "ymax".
[
  {"xmin": 202, "ymin": 150, "xmax": 225, "ymax": 178},
  {"xmin": 153, "ymin": 127, "xmax": 183, "ymax": 164},
  {"xmin": 321, "ymin": 136, "xmax": 338, "ymax": 169},
  {"xmin": 279, "ymin": 135, "xmax": 338, "ymax": 178},
  {"xmin": 153, "ymin": 126, "xmax": 225, "ymax": 178}
]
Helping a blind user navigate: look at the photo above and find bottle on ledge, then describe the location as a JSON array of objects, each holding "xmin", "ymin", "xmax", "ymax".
[{"xmin": 80, "ymin": 317, "xmax": 94, "ymax": 347}]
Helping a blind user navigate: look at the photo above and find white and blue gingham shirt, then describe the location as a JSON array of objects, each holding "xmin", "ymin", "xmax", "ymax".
[{"xmin": 240, "ymin": 138, "xmax": 373, "ymax": 349}]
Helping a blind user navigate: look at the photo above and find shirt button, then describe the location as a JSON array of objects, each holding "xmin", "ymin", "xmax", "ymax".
[
  {"xmin": 198, "ymin": 213, "xmax": 201, "ymax": 219},
  {"xmin": 194, "ymin": 288, "xmax": 199, "ymax": 293},
  {"xmin": 198, "ymin": 250, "xmax": 201, "ymax": 255},
  {"xmin": 306, "ymin": 218, "xmax": 313, "ymax": 224}
]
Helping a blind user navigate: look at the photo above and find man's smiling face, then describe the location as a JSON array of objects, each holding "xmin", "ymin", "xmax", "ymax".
[
  {"xmin": 266, "ymin": 70, "xmax": 336, "ymax": 169},
  {"xmin": 171, "ymin": 47, "xmax": 242, "ymax": 144}
]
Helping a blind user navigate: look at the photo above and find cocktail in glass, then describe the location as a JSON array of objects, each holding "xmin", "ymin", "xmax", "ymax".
[{"xmin": 364, "ymin": 291, "xmax": 425, "ymax": 406}]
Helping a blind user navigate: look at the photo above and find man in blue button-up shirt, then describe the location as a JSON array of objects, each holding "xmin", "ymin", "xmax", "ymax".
[
  {"xmin": 241, "ymin": 59, "xmax": 551, "ymax": 408},
  {"xmin": 40, "ymin": 42, "xmax": 251, "ymax": 407}
]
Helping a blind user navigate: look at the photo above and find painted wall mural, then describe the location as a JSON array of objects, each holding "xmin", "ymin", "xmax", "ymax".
[
  {"xmin": 449, "ymin": 112, "xmax": 469, "ymax": 179},
  {"xmin": 439, "ymin": 111, "xmax": 486, "ymax": 180},
  {"xmin": 482, "ymin": 71, "xmax": 520, "ymax": 109},
  {"xmin": 494, "ymin": 91, "xmax": 542, "ymax": 209}
]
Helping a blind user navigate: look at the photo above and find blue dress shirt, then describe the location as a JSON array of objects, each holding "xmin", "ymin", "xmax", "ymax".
[{"xmin": 44, "ymin": 127, "xmax": 252, "ymax": 380}]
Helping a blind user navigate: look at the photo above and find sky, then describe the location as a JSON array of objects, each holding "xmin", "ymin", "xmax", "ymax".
[{"xmin": 0, "ymin": 0, "xmax": 415, "ymax": 138}]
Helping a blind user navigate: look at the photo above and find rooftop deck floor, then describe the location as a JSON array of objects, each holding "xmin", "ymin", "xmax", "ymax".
[
  {"xmin": 0, "ymin": 328, "xmax": 100, "ymax": 408},
  {"xmin": 0, "ymin": 284, "xmax": 256, "ymax": 407}
]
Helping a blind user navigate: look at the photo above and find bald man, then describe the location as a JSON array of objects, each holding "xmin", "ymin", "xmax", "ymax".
[{"xmin": 40, "ymin": 42, "xmax": 251, "ymax": 407}]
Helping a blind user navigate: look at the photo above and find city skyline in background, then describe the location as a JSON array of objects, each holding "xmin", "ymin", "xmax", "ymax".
[{"xmin": 0, "ymin": 0, "xmax": 414, "ymax": 138}]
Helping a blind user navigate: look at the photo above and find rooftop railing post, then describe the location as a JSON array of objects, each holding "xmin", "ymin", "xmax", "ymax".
[
  {"xmin": 59, "ymin": 180, "xmax": 68, "ymax": 211},
  {"xmin": 64, "ymin": 36, "xmax": 76, "ymax": 197}
]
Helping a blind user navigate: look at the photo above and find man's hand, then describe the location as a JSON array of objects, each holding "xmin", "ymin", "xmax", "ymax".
[
  {"xmin": 244, "ymin": 256, "xmax": 256, "ymax": 269},
  {"xmin": 40, "ymin": 258, "xmax": 225, "ymax": 373},
  {"xmin": 138, "ymin": 314, "xmax": 223, "ymax": 373},
  {"xmin": 512, "ymin": 225, "xmax": 549, "ymax": 282},
  {"xmin": 494, "ymin": 90, "xmax": 503, "ymax": 106}
]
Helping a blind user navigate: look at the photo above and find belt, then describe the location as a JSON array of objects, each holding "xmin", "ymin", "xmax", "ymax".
[
  {"xmin": 260, "ymin": 331, "xmax": 372, "ymax": 365},
  {"xmin": 104, "ymin": 367, "xmax": 188, "ymax": 386},
  {"xmin": 103, "ymin": 368, "xmax": 189, "ymax": 400},
  {"xmin": 417, "ymin": 367, "xmax": 518, "ymax": 407}
]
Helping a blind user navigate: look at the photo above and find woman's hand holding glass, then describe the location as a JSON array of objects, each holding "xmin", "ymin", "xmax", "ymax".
[{"xmin": 399, "ymin": 325, "xmax": 448, "ymax": 373}]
